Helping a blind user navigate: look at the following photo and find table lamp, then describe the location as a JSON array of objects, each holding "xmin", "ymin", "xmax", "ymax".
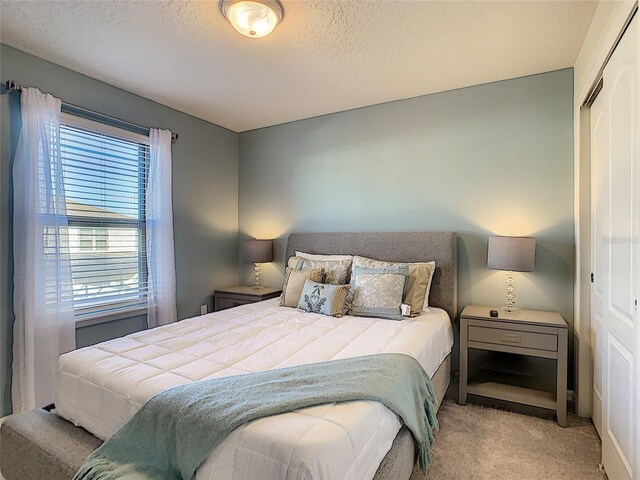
[
  {"xmin": 487, "ymin": 235, "xmax": 536, "ymax": 312},
  {"xmin": 245, "ymin": 239, "xmax": 273, "ymax": 290}
]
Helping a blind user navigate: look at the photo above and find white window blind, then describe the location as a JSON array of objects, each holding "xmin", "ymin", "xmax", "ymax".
[{"xmin": 59, "ymin": 114, "xmax": 150, "ymax": 319}]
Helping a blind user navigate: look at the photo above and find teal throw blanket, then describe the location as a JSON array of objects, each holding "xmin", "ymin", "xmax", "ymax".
[{"xmin": 74, "ymin": 353, "xmax": 439, "ymax": 480}]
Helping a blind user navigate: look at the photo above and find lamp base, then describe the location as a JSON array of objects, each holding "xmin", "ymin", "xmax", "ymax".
[
  {"xmin": 253, "ymin": 263, "xmax": 262, "ymax": 290},
  {"xmin": 500, "ymin": 305, "xmax": 522, "ymax": 314},
  {"xmin": 503, "ymin": 271, "xmax": 520, "ymax": 314}
]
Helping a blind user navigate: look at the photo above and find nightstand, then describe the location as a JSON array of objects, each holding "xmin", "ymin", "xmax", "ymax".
[
  {"xmin": 458, "ymin": 305, "xmax": 568, "ymax": 427},
  {"xmin": 214, "ymin": 286, "xmax": 282, "ymax": 312}
]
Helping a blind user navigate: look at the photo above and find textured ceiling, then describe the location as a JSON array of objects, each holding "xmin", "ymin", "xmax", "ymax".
[{"xmin": 0, "ymin": 0, "xmax": 597, "ymax": 132}]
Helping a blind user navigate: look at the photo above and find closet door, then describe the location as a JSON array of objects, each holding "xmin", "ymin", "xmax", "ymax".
[{"xmin": 590, "ymin": 13, "xmax": 638, "ymax": 480}]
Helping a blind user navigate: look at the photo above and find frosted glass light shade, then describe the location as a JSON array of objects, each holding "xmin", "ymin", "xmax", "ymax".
[{"xmin": 221, "ymin": 0, "xmax": 283, "ymax": 38}]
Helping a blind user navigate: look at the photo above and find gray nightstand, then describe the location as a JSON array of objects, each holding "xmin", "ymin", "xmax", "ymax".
[
  {"xmin": 458, "ymin": 305, "xmax": 568, "ymax": 427},
  {"xmin": 214, "ymin": 286, "xmax": 282, "ymax": 312}
]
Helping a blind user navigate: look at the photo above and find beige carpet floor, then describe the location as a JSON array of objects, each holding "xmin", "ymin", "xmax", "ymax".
[{"xmin": 416, "ymin": 400, "xmax": 607, "ymax": 480}]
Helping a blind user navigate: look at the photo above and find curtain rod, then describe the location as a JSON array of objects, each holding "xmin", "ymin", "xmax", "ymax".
[{"xmin": 4, "ymin": 80, "xmax": 178, "ymax": 143}]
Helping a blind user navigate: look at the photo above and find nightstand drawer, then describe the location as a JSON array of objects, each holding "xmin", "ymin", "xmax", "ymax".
[
  {"xmin": 214, "ymin": 287, "xmax": 282, "ymax": 312},
  {"xmin": 468, "ymin": 325, "xmax": 557, "ymax": 352},
  {"xmin": 215, "ymin": 297, "xmax": 255, "ymax": 311}
]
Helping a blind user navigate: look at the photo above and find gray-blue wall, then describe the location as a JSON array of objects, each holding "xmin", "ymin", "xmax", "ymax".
[
  {"xmin": 0, "ymin": 44, "xmax": 240, "ymax": 416},
  {"xmin": 0, "ymin": 45, "xmax": 576, "ymax": 415},
  {"xmin": 238, "ymin": 69, "xmax": 575, "ymax": 386}
]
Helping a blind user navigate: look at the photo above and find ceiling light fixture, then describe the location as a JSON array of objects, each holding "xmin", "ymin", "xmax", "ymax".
[{"xmin": 220, "ymin": 0, "xmax": 284, "ymax": 38}]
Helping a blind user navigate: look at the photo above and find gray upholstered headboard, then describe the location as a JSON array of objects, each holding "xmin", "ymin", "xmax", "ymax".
[{"xmin": 285, "ymin": 232, "xmax": 457, "ymax": 320}]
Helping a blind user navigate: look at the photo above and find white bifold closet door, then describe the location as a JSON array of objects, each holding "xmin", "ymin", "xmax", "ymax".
[{"xmin": 590, "ymin": 12, "xmax": 638, "ymax": 480}]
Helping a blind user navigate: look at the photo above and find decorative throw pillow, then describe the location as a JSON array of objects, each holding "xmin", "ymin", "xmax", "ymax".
[
  {"xmin": 421, "ymin": 261, "xmax": 437, "ymax": 311},
  {"xmin": 350, "ymin": 256, "xmax": 435, "ymax": 316},
  {"xmin": 403, "ymin": 261, "xmax": 435, "ymax": 312},
  {"xmin": 287, "ymin": 256, "xmax": 352, "ymax": 285},
  {"xmin": 297, "ymin": 280, "xmax": 349, "ymax": 317},
  {"xmin": 348, "ymin": 265, "xmax": 409, "ymax": 320},
  {"xmin": 280, "ymin": 267, "xmax": 324, "ymax": 308}
]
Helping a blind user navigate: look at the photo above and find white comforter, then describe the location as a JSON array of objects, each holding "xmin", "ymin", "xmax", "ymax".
[{"xmin": 55, "ymin": 299, "xmax": 453, "ymax": 480}]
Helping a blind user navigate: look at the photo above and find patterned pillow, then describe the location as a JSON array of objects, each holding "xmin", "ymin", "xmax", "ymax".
[
  {"xmin": 348, "ymin": 265, "xmax": 409, "ymax": 320},
  {"xmin": 280, "ymin": 267, "xmax": 324, "ymax": 308},
  {"xmin": 287, "ymin": 256, "xmax": 352, "ymax": 285},
  {"xmin": 297, "ymin": 280, "xmax": 349, "ymax": 317},
  {"xmin": 350, "ymin": 256, "xmax": 435, "ymax": 316}
]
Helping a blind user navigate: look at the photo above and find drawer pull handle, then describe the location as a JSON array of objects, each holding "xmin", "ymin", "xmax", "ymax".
[{"xmin": 500, "ymin": 333, "xmax": 521, "ymax": 343}]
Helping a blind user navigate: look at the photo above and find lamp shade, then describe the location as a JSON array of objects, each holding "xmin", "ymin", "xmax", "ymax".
[
  {"xmin": 244, "ymin": 239, "xmax": 273, "ymax": 264},
  {"xmin": 487, "ymin": 236, "xmax": 536, "ymax": 272}
]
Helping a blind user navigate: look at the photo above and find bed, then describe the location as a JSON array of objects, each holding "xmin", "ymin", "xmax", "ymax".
[{"xmin": 1, "ymin": 231, "xmax": 457, "ymax": 480}]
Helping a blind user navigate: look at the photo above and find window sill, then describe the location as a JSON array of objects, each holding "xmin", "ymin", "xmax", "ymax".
[{"xmin": 75, "ymin": 306, "xmax": 147, "ymax": 328}]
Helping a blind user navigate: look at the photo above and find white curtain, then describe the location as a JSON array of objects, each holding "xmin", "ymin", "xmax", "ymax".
[
  {"xmin": 12, "ymin": 88, "xmax": 76, "ymax": 412},
  {"xmin": 146, "ymin": 129, "xmax": 177, "ymax": 328}
]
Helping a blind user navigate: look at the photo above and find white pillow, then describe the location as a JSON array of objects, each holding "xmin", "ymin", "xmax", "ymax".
[{"xmin": 295, "ymin": 251, "xmax": 353, "ymax": 261}]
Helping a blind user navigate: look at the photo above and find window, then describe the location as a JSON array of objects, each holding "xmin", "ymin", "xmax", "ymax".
[{"xmin": 59, "ymin": 114, "xmax": 150, "ymax": 319}]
